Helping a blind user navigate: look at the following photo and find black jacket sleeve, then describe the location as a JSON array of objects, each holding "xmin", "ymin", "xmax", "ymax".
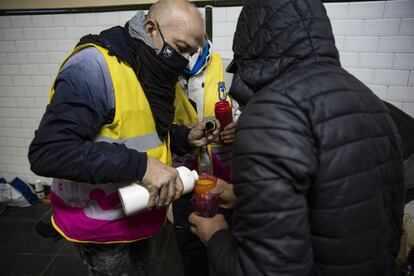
[
  {"xmin": 28, "ymin": 61, "xmax": 147, "ymax": 184},
  {"xmin": 383, "ymin": 101, "xmax": 414, "ymax": 159},
  {"xmin": 207, "ymin": 90, "xmax": 317, "ymax": 276},
  {"xmin": 170, "ymin": 124, "xmax": 193, "ymax": 156}
]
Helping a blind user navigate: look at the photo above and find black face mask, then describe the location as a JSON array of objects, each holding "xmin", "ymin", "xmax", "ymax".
[{"xmin": 156, "ymin": 22, "xmax": 189, "ymax": 74}]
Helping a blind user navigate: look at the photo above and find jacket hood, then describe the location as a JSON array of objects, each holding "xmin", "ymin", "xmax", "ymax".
[
  {"xmin": 229, "ymin": 0, "xmax": 340, "ymax": 105},
  {"xmin": 128, "ymin": 11, "xmax": 154, "ymax": 48}
]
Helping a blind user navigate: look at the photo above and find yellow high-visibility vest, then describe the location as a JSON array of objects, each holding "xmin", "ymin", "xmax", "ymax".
[
  {"xmin": 49, "ymin": 43, "xmax": 171, "ymax": 243},
  {"xmin": 174, "ymin": 52, "xmax": 232, "ymax": 182}
]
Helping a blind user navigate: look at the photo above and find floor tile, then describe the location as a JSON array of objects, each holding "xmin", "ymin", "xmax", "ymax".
[
  {"xmin": 0, "ymin": 254, "xmax": 53, "ymax": 276},
  {"xmin": 0, "ymin": 204, "xmax": 50, "ymax": 222},
  {"xmin": 58, "ymin": 241, "xmax": 79, "ymax": 257},
  {"xmin": 8, "ymin": 223, "xmax": 65, "ymax": 255},
  {"xmin": 41, "ymin": 255, "xmax": 88, "ymax": 276},
  {"xmin": 0, "ymin": 221, "xmax": 33, "ymax": 253}
]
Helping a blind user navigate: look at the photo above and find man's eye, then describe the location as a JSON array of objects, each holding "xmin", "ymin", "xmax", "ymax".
[
  {"xmin": 176, "ymin": 45, "xmax": 186, "ymax": 53},
  {"xmin": 178, "ymin": 44, "xmax": 196, "ymax": 55}
]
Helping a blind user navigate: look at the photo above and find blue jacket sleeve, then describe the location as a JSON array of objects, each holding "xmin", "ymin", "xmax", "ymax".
[{"xmin": 28, "ymin": 53, "xmax": 147, "ymax": 184}]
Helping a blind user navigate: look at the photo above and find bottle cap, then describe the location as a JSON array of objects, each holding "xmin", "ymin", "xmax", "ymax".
[
  {"xmin": 35, "ymin": 180, "xmax": 44, "ymax": 192},
  {"xmin": 205, "ymin": 120, "xmax": 217, "ymax": 137}
]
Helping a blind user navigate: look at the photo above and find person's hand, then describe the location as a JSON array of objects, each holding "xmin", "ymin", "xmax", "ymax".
[
  {"xmin": 188, "ymin": 119, "xmax": 220, "ymax": 147},
  {"xmin": 220, "ymin": 120, "xmax": 237, "ymax": 144},
  {"xmin": 141, "ymin": 157, "xmax": 184, "ymax": 209},
  {"xmin": 189, "ymin": 213, "xmax": 228, "ymax": 246},
  {"xmin": 209, "ymin": 178, "xmax": 237, "ymax": 209}
]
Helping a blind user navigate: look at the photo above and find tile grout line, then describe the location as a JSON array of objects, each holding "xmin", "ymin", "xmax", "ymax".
[{"xmin": 38, "ymin": 239, "xmax": 65, "ymax": 276}]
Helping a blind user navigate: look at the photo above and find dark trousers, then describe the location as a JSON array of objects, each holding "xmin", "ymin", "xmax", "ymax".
[
  {"xmin": 173, "ymin": 194, "xmax": 232, "ymax": 276},
  {"xmin": 173, "ymin": 193, "xmax": 209, "ymax": 276},
  {"xmin": 74, "ymin": 238, "xmax": 154, "ymax": 276}
]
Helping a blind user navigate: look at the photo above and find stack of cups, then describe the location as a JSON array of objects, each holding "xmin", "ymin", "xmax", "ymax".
[{"xmin": 191, "ymin": 173, "xmax": 220, "ymax": 218}]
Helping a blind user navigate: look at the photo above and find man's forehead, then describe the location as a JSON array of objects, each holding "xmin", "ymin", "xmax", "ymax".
[{"xmin": 170, "ymin": 21, "xmax": 203, "ymax": 45}]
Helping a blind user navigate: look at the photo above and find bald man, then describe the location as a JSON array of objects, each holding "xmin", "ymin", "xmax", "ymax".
[
  {"xmin": 145, "ymin": 0, "xmax": 204, "ymax": 59},
  {"xmin": 28, "ymin": 1, "xmax": 218, "ymax": 275}
]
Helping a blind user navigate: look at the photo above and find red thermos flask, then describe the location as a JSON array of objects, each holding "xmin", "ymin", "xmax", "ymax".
[{"xmin": 214, "ymin": 101, "xmax": 233, "ymax": 144}]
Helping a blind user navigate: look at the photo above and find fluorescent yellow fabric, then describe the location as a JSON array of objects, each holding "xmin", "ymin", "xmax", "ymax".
[
  {"xmin": 50, "ymin": 43, "xmax": 171, "ymax": 165},
  {"xmin": 174, "ymin": 52, "xmax": 231, "ymax": 174},
  {"xmin": 49, "ymin": 43, "xmax": 171, "ymax": 243}
]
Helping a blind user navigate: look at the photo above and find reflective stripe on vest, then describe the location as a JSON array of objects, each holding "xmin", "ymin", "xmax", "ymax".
[
  {"xmin": 49, "ymin": 43, "xmax": 171, "ymax": 243},
  {"xmin": 174, "ymin": 52, "xmax": 232, "ymax": 182},
  {"xmin": 94, "ymin": 132, "xmax": 163, "ymax": 152}
]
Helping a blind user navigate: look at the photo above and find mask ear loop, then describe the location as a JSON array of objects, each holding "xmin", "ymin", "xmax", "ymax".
[{"xmin": 155, "ymin": 21, "xmax": 166, "ymax": 44}]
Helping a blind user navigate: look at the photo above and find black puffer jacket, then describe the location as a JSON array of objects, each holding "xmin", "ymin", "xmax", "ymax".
[{"xmin": 207, "ymin": 0, "xmax": 405, "ymax": 275}]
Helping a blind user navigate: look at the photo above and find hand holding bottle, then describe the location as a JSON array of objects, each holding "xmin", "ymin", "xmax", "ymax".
[
  {"xmin": 220, "ymin": 121, "xmax": 237, "ymax": 145},
  {"xmin": 119, "ymin": 166, "xmax": 199, "ymax": 216},
  {"xmin": 141, "ymin": 157, "xmax": 183, "ymax": 208},
  {"xmin": 214, "ymin": 101, "xmax": 233, "ymax": 144},
  {"xmin": 188, "ymin": 119, "xmax": 220, "ymax": 147}
]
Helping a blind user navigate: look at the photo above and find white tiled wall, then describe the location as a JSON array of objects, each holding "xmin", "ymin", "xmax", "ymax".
[
  {"xmin": 0, "ymin": 10, "xmax": 137, "ymax": 183},
  {"xmin": 0, "ymin": 0, "xmax": 413, "ymax": 184},
  {"xmin": 213, "ymin": 0, "xmax": 414, "ymax": 112}
]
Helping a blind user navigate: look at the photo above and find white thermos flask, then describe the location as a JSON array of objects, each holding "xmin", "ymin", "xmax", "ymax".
[{"xmin": 118, "ymin": 166, "xmax": 199, "ymax": 216}]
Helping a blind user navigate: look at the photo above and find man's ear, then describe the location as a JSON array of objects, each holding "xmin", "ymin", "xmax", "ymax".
[{"xmin": 144, "ymin": 19, "xmax": 157, "ymax": 39}]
